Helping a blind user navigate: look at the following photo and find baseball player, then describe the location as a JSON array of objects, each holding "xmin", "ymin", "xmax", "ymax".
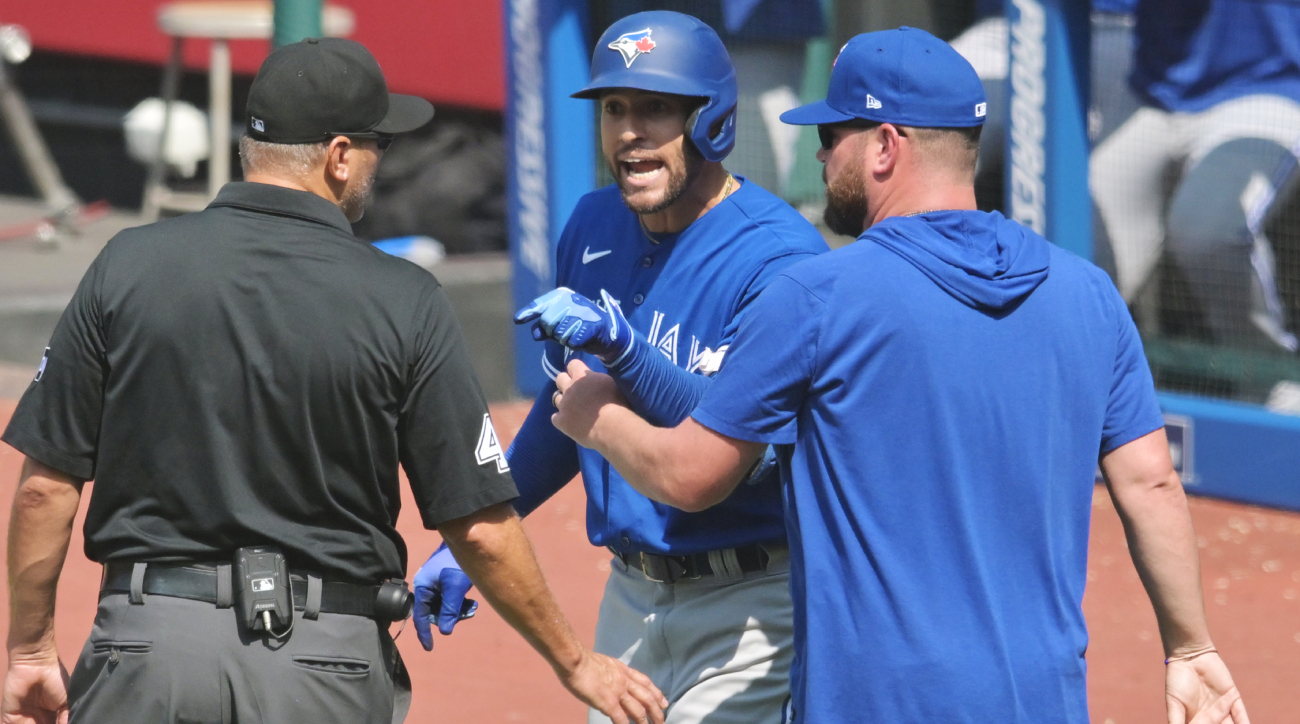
[
  {"xmin": 549, "ymin": 27, "xmax": 1248, "ymax": 723},
  {"xmin": 414, "ymin": 11, "xmax": 828, "ymax": 723},
  {"xmin": 1092, "ymin": 0, "xmax": 1300, "ymax": 353}
]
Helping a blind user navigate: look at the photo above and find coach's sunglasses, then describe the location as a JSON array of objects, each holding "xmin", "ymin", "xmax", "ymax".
[{"xmin": 817, "ymin": 120, "xmax": 885, "ymax": 151}]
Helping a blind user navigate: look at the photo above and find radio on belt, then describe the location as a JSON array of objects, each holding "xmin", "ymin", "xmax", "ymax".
[{"xmin": 235, "ymin": 546, "xmax": 293, "ymax": 635}]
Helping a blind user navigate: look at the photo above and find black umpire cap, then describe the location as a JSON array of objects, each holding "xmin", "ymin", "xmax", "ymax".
[{"xmin": 245, "ymin": 37, "xmax": 434, "ymax": 144}]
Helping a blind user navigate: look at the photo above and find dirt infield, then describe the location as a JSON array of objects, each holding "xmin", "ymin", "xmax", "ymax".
[{"xmin": 1, "ymin": 398, "xmax": 1297, "ymax": 722}]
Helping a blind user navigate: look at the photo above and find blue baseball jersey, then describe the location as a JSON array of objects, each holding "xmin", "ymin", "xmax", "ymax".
[
  {"xmin": 1132, "ymin": 0, "xmax": 1300, "ymax": 112},
  {"xmin": 693, "ymin": 211, "xmax": 1166, "ymax": 722},
  {"xmin": 514, "ymin": 179, "xmax": 827, "ymax": 555}
]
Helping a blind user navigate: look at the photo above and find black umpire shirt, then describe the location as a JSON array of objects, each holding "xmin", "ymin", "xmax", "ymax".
[{"xmin": 2, "ymin": 182, "xmax": 518, "ymax": 583}]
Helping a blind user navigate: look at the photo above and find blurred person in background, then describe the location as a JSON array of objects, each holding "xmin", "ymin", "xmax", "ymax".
[
  {"xmin": 950, "ymin": 0, "xmax": 1143, "ymax": 211},
  {"xmin": 2, "ymin": 38, "xmax": 664, "ymax": 724},
  {"xmin": 413, "ymin": 11, "xmax": 827, "ymax": 724},
  {"xmin": 1091, "ymin": 0, "xmax": 1300, "ymax": 353}
]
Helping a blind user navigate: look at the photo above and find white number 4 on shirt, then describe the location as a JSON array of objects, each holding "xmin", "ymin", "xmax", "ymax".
[{"xmin": 475, "ymin": 414, "xmax": 510, "ymax": 473}]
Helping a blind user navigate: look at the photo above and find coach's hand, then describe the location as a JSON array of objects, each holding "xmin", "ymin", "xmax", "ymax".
[
  {"xmin": 412, "ymin": 542, "xmax": 479, "ymax": 651},
  {"xmin": 515, "ymin": 288, "xmax": 633, "ymax": 365},
  {"xmin": 2, "ymin": 648, "xmax": 70, "ymax": 724},
  {"xmin": 561, "ymin": 650, "xmax": 667, "ymax": 724},
  {"xmin": 552, "ymin": 359, "xmax": 628, "ymax": 448},
  {"xmin": 1165, "ymin": 651, "xmax": 1249, "ymax": 724}
]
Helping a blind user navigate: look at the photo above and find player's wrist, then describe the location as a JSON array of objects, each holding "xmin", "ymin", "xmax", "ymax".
[{"xmin": 595, "ymin": 335, "xmax": 634, "ymax": 368}]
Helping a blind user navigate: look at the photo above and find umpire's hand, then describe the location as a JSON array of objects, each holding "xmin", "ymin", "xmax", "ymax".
[
  {"xmin": 561, "ymin": 650, "xmax": 667, "ymax": 724},
  {"xmin": 2, "ymin": 652, "xmax": 70, "ymax": 724}
]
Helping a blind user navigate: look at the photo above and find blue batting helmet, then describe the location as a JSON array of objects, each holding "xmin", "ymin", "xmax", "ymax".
[{"xmin": 572, "ymin": 11, "xmax": 738, "ymax": 163}]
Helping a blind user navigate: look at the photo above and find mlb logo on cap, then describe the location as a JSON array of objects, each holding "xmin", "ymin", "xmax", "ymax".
[{"xmin": 781, "ymin": 27, "xmax": 986, "ymax": 129}]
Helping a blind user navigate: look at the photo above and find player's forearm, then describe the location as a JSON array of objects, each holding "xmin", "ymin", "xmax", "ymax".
[
  {"xmin": 606, "ymin": 335, "xmax": 712, "ymax": 427},
  {"xmin": 506, "ymin": 384, "xmax": 582, "ymax": 517},
  {"xmin": 439, "ymin": 503, "xmax": 585, "ymax": 676},
  {"xmin": 1102, "ymin": 432, "xmax": 1213, "ymax": 655},
  {"xmin": 586, "ymin": 409, "xmax": 748, "ymax": 512},
  {"xmin": 6, "ymin": 458, "xmax": 83, "ymax": 658}
]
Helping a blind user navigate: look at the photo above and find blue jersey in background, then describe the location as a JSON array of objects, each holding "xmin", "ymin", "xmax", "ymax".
[
  {"xmin": 693, "ymin": 211, "xmax": 1166, "ymax": 722},
  {"xmin": 507, "ymin": 179, "xmax": 827, "ymax": 555},
  {"xmin": 1132, "ymin": 0, "xmax": 1300, "ymax": 112}
]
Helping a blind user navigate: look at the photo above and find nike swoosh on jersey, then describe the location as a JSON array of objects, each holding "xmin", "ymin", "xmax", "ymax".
[{"xmin": 582, "ymin": 247, "xmax": 613, "ymax": 264}]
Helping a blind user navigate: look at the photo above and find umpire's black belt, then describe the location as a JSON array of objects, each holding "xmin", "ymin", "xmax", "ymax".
[
  {"xmin": 101, "ymin": 561, "xmax": 383, "ymax": 619},
  {"xmin": 610, "ymin": 542, "xmax": 784, "ymax": 584}
]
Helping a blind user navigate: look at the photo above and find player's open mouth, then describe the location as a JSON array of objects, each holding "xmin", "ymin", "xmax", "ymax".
[{"xmin": 621, "ymin": 158, "xmax": 664, "ymax": 183}]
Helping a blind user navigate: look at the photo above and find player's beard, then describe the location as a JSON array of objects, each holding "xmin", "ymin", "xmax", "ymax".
[
  {"xmin": 340, "ymin": 166, "xmax": 377, "ymax": 223},
  {"xmin": 822, "ymin": 160, "xmax": 868, "ymax": 237},
  {"xmin": 612, "ymin": 140, "xmax": 704, "ymax": 216}
]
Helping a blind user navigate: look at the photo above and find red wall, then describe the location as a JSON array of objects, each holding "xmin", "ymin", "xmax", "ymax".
[{"xmin": 6, "ymin": 0, "xmax": 505, "ymax": 111}]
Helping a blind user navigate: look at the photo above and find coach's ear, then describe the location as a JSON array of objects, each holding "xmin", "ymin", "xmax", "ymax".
[{"xmin": 871, "ymin": 123, "xmax": 905, "ymax": 178}]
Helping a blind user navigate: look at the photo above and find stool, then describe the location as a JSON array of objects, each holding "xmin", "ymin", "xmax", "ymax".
[{"xmin": 143, "ymin": 1, "xmax": 354, "ymax": 220}]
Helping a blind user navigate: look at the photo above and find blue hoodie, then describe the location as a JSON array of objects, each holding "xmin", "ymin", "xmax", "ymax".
[
  {"xmin": 694, "ymin": 209, "xmax": 1165, "ymax": 723},
  {"xmin": 869, "ymin": 210, "xmax": 1051, "ymax": 310}
]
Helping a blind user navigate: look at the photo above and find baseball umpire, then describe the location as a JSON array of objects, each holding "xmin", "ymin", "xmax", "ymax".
[
  {"xmin": 2, "ymin": 38, "xmax": 664, "ymax": 724},
  {"xmin": 413, "ymin": 11, "xmax": 827, "ymax": 723},
  {"xmin": 550, "ymin": 27, "xmax": 1250, "ymax": 723}
]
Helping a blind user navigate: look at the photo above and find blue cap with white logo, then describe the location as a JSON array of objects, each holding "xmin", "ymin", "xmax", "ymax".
[{"xmin": 781, "ymin": 27, "xmax": 987, "ymax": 128}]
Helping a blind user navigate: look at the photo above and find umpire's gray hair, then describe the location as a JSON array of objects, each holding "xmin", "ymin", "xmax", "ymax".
[{"xmin": 238, "ymin": 136, "xmax": 330, "ymax": 180}]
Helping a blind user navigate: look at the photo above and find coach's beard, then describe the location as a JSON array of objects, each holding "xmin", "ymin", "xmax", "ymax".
[
  {"xmin": 613, "ymin": 141, "xmax": 705, "ymax": 216},
  {"xmin": 823, "ymin": 162, "xmax": 868, "ymax": 237}
]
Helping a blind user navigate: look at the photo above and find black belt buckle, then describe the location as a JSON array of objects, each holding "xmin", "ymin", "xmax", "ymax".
[{"xmin": 638, "ymin": 552, "xmax": 699, "ymax": 584}]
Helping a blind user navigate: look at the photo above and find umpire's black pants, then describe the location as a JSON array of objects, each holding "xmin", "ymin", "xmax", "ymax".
[{"xmin": 68, "ymin": 593, "xmax": 409, "ymax": 723}]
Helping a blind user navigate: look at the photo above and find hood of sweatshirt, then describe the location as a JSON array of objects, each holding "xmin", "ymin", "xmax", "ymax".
[{"xmin": 866, "ymin": 210, "xmax": 1050, "ymax": 310}]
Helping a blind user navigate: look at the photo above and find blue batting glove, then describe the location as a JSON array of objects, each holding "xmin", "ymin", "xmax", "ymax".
[
  {"xmin": 514, "ymin": 287, "xmax": 633, "ymax": 364},
  {"xmin": 412, "ymin": 543, "xmax": 478, "ymax": 652}
]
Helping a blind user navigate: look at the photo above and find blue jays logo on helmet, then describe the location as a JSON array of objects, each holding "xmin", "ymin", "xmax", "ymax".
[
  {"xmin": 609, "ymin": 28, "xmax": 657, "ymax": 68},
  {"xmin": 572, "ymin": 11, "xmax": 739, "ymax": 163}
]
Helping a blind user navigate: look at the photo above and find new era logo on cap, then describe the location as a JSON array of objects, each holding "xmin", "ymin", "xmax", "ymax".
[
  {"xmin": 251, "ymin": 117, "xmax": 265, "ymax": 132},
  {"xmin": 866, "ymin": 94, "xmax": 882, "ymax": 110},
  {"xmin": 975, "ymin": 103, "xmax": 987, "ymax": 118},
  {"xmin": 608, "ymin": 28, "xmax": 656, "ymax": 68}
]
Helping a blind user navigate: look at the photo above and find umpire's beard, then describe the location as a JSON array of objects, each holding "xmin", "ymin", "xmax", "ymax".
[
  {"xmin": 823, "ymin": 162, "xmax": 868, "ymax": 237},
  {"xmin": 340, "ymin": 168, "xmax": 376, "ymax": 223}
]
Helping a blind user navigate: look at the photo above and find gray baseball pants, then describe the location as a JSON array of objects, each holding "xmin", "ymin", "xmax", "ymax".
[
  {"xmin": 588, "ymin": 548, "xmax": 795, "ymax": 724},
  {"xmin": 67, "ymin": 592, "xmax": 409, "ymax": 723}
]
